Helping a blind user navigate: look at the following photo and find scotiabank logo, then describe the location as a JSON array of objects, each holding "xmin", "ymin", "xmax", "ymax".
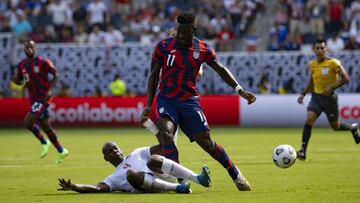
[
  {"xmin": 49, "ymin": 102, "xmax": 144, "ymax": 123},
  {"xmin": 340, "ymin": 105, "xmax": 360, "ymax": 120}
]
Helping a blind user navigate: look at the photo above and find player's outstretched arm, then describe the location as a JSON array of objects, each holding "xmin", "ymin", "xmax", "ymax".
[
  {"xmin": 58, "ymin": 178, "xmax": 110, "ymax": 193},
  {"xmin": 141, "ymin": 61, "xmax": 162, "ymax": 123},
  {"xmin": 209, "ymin": 62, "xmax": 256, "ymax": 104}
]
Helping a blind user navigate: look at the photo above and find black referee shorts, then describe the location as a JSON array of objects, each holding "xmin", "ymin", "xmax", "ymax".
[{"xmin": 307, "ymin": 93, "xmax": 339, "ymax": 123}]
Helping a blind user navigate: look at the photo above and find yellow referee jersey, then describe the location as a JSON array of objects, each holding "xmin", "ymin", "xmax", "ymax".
[{"xmin": 309, "ymin": 58, "xmax": 341, "ymax": 94}]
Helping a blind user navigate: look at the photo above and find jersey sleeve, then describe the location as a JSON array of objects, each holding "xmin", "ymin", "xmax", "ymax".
[
  {"xmin": 308, "ymin": 61, "xmax": 314, "ymax": 74},
  {"xmin": 332, "ymin": 59, "xmax": 342, "ymax": 73},
  {"xmin": 132, "ymin": 147, "xmax": 151, "ymax": 161},
  {"xmin": 102, "ymin": 174, "xmax": 117, "ymax": 192},
  {"xmin": 152, "ymin": 43, "xmax": 164, "ymax": 65},
  {"xmin": 42, "ymin": 59, "xmax": 56, "ymax": 73},
  {"xmin": 204, "ymin": 46, "xmax": 217, "ymax": 66}
]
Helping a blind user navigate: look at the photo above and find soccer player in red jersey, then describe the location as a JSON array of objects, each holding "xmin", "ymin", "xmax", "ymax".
[
  {"xmin": 141, "ymin": 13, "xmax": 256, "ymax": 191},
  {"xmin": 12, "ymin": 40, "xmax": 69, "ymax": 164}
]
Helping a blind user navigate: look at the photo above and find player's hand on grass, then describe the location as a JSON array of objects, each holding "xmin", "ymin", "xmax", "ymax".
[
  {"xmin": 239, "ymin": 90, "xmax": 256, "ymax": 104},
  {"xmin": 58, "ymin": 178, "xmax": 73, "ymax": 191},
  {"xmin": 140, "ymin": 107, "xmax": 151, "ymax": 124}
]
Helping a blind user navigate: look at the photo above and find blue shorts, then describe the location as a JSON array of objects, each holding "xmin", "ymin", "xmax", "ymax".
[
  {"xmin": 30, "ymin": 101, "xmax": 49, "ymax": 121},
  {"xmin": 157, "ymin": 96, "xmax": 210, "ymax": 142}
]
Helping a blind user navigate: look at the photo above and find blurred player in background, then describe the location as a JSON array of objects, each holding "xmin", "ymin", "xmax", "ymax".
[
  {"xmin": 12, "ymin": 40, "xmax": 69, "ymax": 164},
  {"xmin": 297, "ymin": 37, "xmax": 360, "ymax": 160},
  {"xmin": 58, "ymin": 141, "xmax": 211, "ymax": 193},
  {"xmin": 141, "ymin": 13, "xmax": 256, "ymax": 191}
]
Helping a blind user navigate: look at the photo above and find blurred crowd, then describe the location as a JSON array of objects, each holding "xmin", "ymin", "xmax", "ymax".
[
  {"xmin": 268, "ymin": 0, "xmax": 360, "ymax": 52},
  {"xmin": 0, "ymin": 0, "xmax": 264, "ymax": 50}
]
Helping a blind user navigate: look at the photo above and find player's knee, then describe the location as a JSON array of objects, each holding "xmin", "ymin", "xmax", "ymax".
[
  {"xmin": 305, "ymin": 118, "xmax": 315, "ymax": 125},
  {"xmin": 197, "ymin": 138, "xmax": 213, "ymax": 154},
  {"xmin": 126, "ymin": 170, "xmax": 144, "ymax": 190},
  {"xmin": 40, "ymin": 120, "xmax": 52, "ymax": 132},
  {"xmin": 24, "ymin": 119, "xmax": 33, "ymax": 130},
  {"xmin": 204, "ymin": 141, "xmax": 214, "ymax": 153},
  {"xmin": 147, "ymin": 155, "xmax": 163, "ymax": 173},
  {"xmin": 126, "ymin": 170, "xmax": 136, "ymax": 181},
  {"xmin": 42, "ymin": 126, "xmax": 52, "ymax": 133}
]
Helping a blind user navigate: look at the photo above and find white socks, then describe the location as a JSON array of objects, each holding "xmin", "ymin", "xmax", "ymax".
[
  {"xmin": 161, "ymin": 158, "xmax": 199, "ymax": 184},
  {"xmin": 142, "ymin": 173, "xmax": 178, "ymax": 192}
]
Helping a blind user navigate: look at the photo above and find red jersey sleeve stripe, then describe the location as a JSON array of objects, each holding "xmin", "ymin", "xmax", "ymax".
[{"xmin": 152, "ymin": 45, "xmax": 163, "ymax": 64}]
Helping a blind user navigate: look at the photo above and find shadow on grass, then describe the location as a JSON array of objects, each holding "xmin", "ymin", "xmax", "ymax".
[{"xmin": 39, "ymin": 191, "xmax": 205, "ymax": 196}]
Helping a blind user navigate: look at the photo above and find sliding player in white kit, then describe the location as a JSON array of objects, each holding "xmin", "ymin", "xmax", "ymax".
[{"xmin": 58, "ymin": 141, "xmax": 211, "ymax": 194}]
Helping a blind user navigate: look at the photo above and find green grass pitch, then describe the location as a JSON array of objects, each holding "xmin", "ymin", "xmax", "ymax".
[{"xmin": 0, "ymin": 127, "xmax": 359, "ymax": 203}]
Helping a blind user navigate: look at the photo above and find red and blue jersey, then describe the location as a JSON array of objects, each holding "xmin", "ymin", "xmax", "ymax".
[
  {"xmin": 152, "ymin": 37, "xmax": 217, "ymax": 101},
  {"xmin": 17, "ymin": 56, "xmax": 55, "ymax": 104}
]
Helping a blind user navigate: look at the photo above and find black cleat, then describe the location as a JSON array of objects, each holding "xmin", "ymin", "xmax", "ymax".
[
  {"xmin": 296, "ymin": 149, "xmax": 306, "ymax": 161},
  {"xmin": 351, "ymin": 123, "xmax": 360, "ymax": 144}
]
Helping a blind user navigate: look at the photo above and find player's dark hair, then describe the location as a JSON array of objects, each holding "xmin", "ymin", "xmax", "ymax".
[
  {"xmin": 313, "ymin": 37, "xmax": 326, "ymax": 46},
  {"xmin": 177, "ymin": 13, "xmax": 195, "ymax": 25},
  {"xmin": 23, "ymin": 39, "xmax": 35, "ymax": 45}
]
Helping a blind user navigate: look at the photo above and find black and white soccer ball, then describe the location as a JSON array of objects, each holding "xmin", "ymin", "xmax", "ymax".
[{"xmin": 272, "ymin": 144, "xmax": 297, "ymax": 168}]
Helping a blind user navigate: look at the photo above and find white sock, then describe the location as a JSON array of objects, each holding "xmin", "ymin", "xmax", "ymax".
[
  {"xmin": 152, "ymin": 178, "xmax": 178, "ymax": 192},
  {"xmin": 161, "ymin": 158, "xmax": 199, "ymax": 184},
  {"xmin": 142, "ymin": 173, "xmax": 178, "ymax": 192}
]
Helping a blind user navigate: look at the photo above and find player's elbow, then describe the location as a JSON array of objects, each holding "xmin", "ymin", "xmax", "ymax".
[
  {"xmin": 54, "ymin": 72, "xmax": 60, "ymax": 80},
  {"xmin": 343, "ymin": 77, "xmax": 350, "ymax": 84}
]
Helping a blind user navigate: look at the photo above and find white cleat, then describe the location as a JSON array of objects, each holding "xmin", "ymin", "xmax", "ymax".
[{"xmin": 233, "ymin": 167, "xmax": 252, "ymax": 191}]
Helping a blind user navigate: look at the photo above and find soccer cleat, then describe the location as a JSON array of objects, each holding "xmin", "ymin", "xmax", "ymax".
[
  {"xmin": 350, "ymin": 123, "xmax": 360, "ymax": 144},
  {"xmin": 197, "ymin": 164, "xmax": 211, "ymax": 188},
  {"xmin": 233, "ymin": 175, "xmax": 252, "ymax": 191},
  {"xmin": 176, "ymin": 182, "xmax": 192, "ymax": 194},
  {"xmin": 56, "ymin": 148, "xmax": 69, "ymax": 164},
  {"xmin": 39, "ymin": 140, "xmax": 50, "ymax": 158},
  {"xmin": 296, "ymin": 149, "xmax": 306, "ymax": 161},
  {"xmin": 233, "ymin": 167, "xmax": 251, "ymax": 191}
]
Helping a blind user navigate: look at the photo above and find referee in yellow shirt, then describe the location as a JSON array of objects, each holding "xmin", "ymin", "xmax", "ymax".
[
  {"xmin": 109, "ymin": 74, "xmax": 127, "ymax": 96},
  {"xmin": 297, "ymin": 38, "xmax": 360, "ymax": 160}
]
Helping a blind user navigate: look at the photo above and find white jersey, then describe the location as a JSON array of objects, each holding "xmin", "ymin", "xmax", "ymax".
[{"xmin": 102, "ymin": 147, "xmax": 152, "ymax": 192}]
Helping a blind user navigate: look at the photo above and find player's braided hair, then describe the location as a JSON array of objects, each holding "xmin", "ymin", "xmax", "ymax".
[{"xmin": 177, "ymin": 13, "xmax": 195, "ymax": 25}]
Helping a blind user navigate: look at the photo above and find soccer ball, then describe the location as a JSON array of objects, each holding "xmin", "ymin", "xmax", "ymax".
[{"xmin": 272, "ymin": 144, "xmax": 297, "ymax": 168}]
